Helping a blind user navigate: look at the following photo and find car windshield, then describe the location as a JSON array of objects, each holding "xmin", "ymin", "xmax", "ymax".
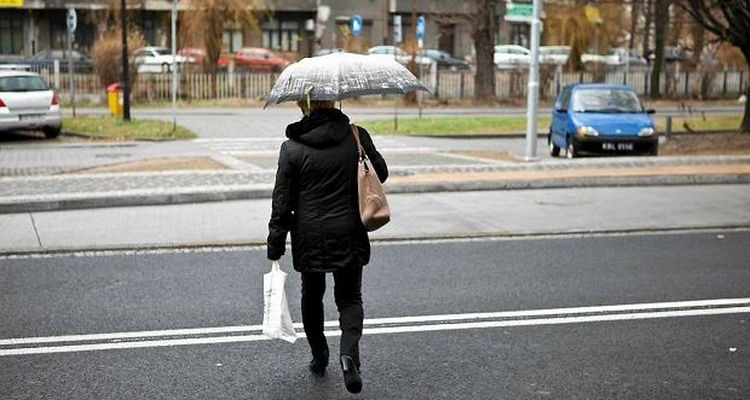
[
  {"xmin": 153, "ymin": 49, "xmax": 171, "ymax": 56},
  {"xmin": 0, "ymin": 75, "xmax": 49, "ymax": 92},
  {"xmin": 572, "ymin": 88, "xmax": 643, "ymax": 113}
]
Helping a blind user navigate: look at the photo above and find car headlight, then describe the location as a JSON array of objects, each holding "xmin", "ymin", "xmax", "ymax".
[
  {"xmin": 576, "ymin": 126, "xmax": 599, "ymax": 136},
  {"xmin": 638, "ymin": 127, "xmax": 656, "ymax": 137}
]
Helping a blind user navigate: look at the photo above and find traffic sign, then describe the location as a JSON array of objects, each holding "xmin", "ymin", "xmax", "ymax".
[
  {"xmin": 351, "ymin": 14, "xmax": 363, "ymax": 36},
  {"xmin": 504, "ymin": 2, "xmax": 533, "ymax": 23},
  {"xmin": 416, "ymin": 15, "xmax": 425, "ymax": 40},
  {"xmin": 67, "ymin": 8, "xmax": 77, "ymax": 33}
]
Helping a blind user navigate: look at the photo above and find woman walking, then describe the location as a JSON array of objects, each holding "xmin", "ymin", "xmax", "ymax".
[{"xmin": 266, "ymin": 99, "xmax": 388, "ymax": 394}]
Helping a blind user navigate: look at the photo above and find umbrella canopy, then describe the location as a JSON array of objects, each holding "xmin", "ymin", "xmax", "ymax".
[{"xmin": 264, "ymin": 52, "xmax": 429, "ymax": 108}]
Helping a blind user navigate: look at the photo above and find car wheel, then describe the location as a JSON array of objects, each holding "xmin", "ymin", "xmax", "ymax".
[
  {"xmin": 548, "ymin": 134, "xmax": 560, "ymax": 157},
  {"xmin": 43, "ymin": 127, "xmax": 61, "ymax": 139},
  {"xmin": 566, "ymin": 137, "xmax": 577, "ymax": 159},
  {"xmin": 161, "ymin": 63, "xmax": 170, "ymax": 73}
]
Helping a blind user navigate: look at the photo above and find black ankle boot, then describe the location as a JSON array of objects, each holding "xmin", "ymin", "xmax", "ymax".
[
  {"xmin": 340, "ymin": 355, "xmax": 362, "ymax": 393},
  {"xmin": 309, "ymin": 358, "xmax": 327, "ymax": 377}
]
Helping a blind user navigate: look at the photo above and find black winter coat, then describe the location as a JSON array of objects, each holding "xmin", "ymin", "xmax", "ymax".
[{"xmin": 266, "ymin": 108, "xmax": 388, "ymax": 273}]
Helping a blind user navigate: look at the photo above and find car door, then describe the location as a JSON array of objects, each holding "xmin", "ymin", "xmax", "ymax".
[{"xmin": 551, "ymin": 86, "xmax": 572, "ymax": 147}]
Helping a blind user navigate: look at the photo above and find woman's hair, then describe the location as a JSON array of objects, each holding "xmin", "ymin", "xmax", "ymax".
[{"xmin": 297, "ymin": 99, "xmax": 336, "ymax": 115}]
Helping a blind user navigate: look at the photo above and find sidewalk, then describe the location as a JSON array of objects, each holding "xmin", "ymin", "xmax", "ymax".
[
  {"xmin": 1, "ymin": 154, "xmax": 749, "ymax": 213},
  {"xmin": 2, "ymin": 184, "xmax": 749, "ymax": 254}
]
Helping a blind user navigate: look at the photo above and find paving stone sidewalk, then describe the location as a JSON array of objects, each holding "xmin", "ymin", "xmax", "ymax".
[{"xmin": 1, "ymin": 154, "xmax": 749, "ymax": 214}]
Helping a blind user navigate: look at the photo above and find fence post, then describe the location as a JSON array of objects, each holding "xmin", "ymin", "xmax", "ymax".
[
  {"xmin": 459, "ymin": 72, "xmax": 465, "ymax": 99},
  {"xmin": 434, "ymin": 69, "xmax": 440, "ymax": 99},
  {"xmin": 723, "ymin": 70, "xmax": 728, "ymax": 96},
  {"xmin": 578, "ymin": 71, "xmax": 584, "ymax": 84},
  {"xmin": 665, "ymin": 115, "xmax": 672, "ymax": 138},
  {"xmin": 644, "ymin": 69, "xmax": 650, "ymax": 97},
  {"xmin": 740, "ymin": 70, "xmax": 744, "ymax": 96},
  {"xmin": 684, "ymin": 70, "xmax": 690, "ymax": 96}
]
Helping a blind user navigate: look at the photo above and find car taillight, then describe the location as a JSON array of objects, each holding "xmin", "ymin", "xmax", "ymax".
[
  {"xmin": 51, "ymin": 92, "xmax": 60, "ymax": 106},
  {"xmin": 0, "ymin": 97, "xmax": 5, "ymax": 108}
]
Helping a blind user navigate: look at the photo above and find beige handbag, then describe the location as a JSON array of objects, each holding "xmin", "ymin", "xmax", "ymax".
[{"xmin": 351, "ymin": 125, "xmax": 390, "ymax": 231}]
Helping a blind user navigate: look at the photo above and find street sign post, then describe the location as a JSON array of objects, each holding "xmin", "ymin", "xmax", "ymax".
[
  {"xmin": 66, "ymin": 8, "xmax": 77, "ymax": 117},
  {"xmin": 351, "ymin": 14, "xmax": 363, "ymax": 36}
]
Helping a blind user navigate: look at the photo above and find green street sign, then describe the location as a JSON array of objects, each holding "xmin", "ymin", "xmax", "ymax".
[{"xmin": 505, "ymin": 2, "xmax": 533, "ymax": 23}]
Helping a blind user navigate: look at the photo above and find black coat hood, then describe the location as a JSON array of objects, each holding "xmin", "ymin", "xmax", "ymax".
[{"xmin": 285, "ymin": 108, "xmax": 351, "ymax": 148}]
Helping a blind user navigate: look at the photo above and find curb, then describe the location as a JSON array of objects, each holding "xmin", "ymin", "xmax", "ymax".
[
  {"xmin": 1, "ymin": 173, "xmax": 749, "ymax": 214},
  {"xmin": 2, "ymin": 224, "xmax": 749, "ymax": 257}
]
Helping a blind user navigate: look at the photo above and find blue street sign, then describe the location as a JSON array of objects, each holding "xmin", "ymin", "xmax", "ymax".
[
  {"xmin": 416, "ymin": 15, "xmax": 425, "ymax": 39},
  {"xmin": 351, "ymin": 14, "xmax": 363, "ymax": 36}
]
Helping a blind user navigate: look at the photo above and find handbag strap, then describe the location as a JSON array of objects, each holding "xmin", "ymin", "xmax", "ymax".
[{"xmin": 351, "ymin": 124, "xmax": 365, "ymax": 160}]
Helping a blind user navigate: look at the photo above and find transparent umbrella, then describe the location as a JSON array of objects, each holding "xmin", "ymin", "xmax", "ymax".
[{"xmin": 263, "ymin": 52, "xmax": 428, "ymax": 108}]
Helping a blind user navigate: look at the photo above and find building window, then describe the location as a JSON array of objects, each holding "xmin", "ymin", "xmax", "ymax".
[
  {"xmin": 223, "ymin": 28, "xmax": 243, "ymax": 52},
  {"xmin": 0, "ymin": 17, "xmax": 24, "ymax": 55},
  {"xmin": 262, "ymin": 20, "xmax": 300, "ymax": 52}
]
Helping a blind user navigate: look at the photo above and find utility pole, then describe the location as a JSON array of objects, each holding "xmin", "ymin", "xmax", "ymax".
[
  {"xmin": 524, "ymin": 0, "xmax": 542, "ymax": 161},
  {"xmin": 171, "ymin": 0, "xmax": 177, "ymax": 133},
  {"xmin": 121, "ymin": 0, "xmax": 131, "ymax": 121}
]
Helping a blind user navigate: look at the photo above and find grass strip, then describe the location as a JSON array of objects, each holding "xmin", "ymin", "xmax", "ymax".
[
  {"xmin": 360, "ymin": 114, "xmax": 742, "ymax": 136},
  {"xmin": 63, "ymin": 116, "xmax": 196, "ymax": 140},
  {"xmin": 359, "ymin": 116, "xmax": 550, "ymax": 136}
]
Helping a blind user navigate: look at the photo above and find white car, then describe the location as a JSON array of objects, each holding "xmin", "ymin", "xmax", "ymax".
[
  {"xmin": 0, "ymin": 70, "xmax": 62, "ymax": 138},
  {"xmin": 604, "ymin": 48, "xmax": 649, "ymax": 67},
  {"xmin": 494, "ymin": 45, "xmax": 530, "ymax": 68},
  {"xmin": 539, "ymin": 46, "xmax": 570, "ymax": 65},
  {"xmin": 134, "ymin": 47, "xmax": 186, "ymax": 73},
  {"xmin": 367, "ymin": 46, "xmax": 434, "ymax": 68}
]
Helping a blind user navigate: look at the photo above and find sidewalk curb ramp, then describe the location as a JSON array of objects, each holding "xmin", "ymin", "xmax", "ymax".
[{"xmin": 1, "ymin": 173, "xmax": 748, "ymax": 214}]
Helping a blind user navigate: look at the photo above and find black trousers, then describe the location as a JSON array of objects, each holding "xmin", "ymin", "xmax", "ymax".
[{"xmin": 301, "ymin": 266, "xmax": 363, "ymax": 367}]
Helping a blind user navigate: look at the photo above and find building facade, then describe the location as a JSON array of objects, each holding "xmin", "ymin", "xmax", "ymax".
[{"xmin": 1, "ymin": 0, "xmax": 523, "ymax": 62}]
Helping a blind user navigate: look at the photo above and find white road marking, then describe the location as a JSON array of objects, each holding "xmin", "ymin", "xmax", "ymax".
[{"xmin": 2, "ymin": 299, "xmax": 749, "ymax": 357}]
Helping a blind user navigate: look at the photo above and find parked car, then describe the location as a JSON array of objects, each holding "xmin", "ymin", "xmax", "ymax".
[
  {"xmin": 367, "ymin": 46, "xmax": 434, "ymax": 68},
  {"xmin": 233, "ymin": 47, "xmax": 291, "ymax": 72},
  {"xmin": 313, "ymin": 48, "xmax": 344, "ymax": 57},
  {"xmin": 494, "ymin": 45, "xmax": 530, "ymax": 68},
  {"xmin": 133, "ymin": 46, "xmax": 186, "ymax": 73},
  {"xmin": 0, "ymin": 70, "xmax": 62, "ymax": 138},
  {"xmin": 179, "ymin": 48, "xmax": 233, "ymax": 69},
  {"xmin": 548, "ymin": 83, "xmax": 657, "ymax": 158},
  {"xmin": 603, "ymin": 48, "xmax": 648, "ymax": 68},
  {"xmin": 420, "ymin": 49, "xmax": 470, "ymax": 70},
  {"xmin": 25, "ymin": 49, "xmax": 93, "ymax": 73},
  {"xmin": 539, "ymin": 45, "xmax": 571, "ymax": 65}
]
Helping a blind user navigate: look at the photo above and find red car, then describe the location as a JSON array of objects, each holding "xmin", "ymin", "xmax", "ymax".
[
  {"xmin": 233, "ymin": 47, "xmax": 291, "ymax": 72},
  {"xmin": 179, "ymin": 48, "xmax": 233, "ymax": 68}
]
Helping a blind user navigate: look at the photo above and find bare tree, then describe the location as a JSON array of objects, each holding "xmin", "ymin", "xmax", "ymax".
[
  {"xmin": 180, "ymin": 0, "xmax": 265, "ymax": 97},
  {"xmin": 642, "ymin": 0, "xmax": 653, "ymax": 58},
  {"xmin": 681, "ymin": 0, "xmax": 750, "ymax": 133}
]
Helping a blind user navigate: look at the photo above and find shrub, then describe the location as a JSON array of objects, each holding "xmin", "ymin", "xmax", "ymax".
[{"xmin": 91, "ymin": 29, "xmax": 145, "ymax": 90}]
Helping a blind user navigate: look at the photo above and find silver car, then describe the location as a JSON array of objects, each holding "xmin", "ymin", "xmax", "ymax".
[{"xmin": 0, "ymin": 70, "xmax": 62, "ymax": 138}]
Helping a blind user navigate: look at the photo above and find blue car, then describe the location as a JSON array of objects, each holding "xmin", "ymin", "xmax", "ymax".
[{"xmin": 548, "ymin": 84, "xmax": 658, "ymax": 158}]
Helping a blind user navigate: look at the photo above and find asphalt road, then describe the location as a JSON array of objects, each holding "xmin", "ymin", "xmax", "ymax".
[{"xmin": 1, "ymin": 230, "xmax": 749, "ymax": 399}]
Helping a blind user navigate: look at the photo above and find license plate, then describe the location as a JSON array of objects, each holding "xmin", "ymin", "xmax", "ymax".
[
  {"xmin": 20, "ymin": 114, "xmax": 44, "ymax": 121},
  {"xmin": 602, "ymin": 142, "xmax": 633, "ymax": 151}
]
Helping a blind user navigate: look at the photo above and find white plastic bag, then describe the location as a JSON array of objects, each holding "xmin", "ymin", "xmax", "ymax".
[{"xmin": 262, "ymin": 261, "xmax": 297, "ymax": 343}]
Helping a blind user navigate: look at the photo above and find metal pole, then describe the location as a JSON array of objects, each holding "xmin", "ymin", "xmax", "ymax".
[
  {"xmin": 67, "ymin": 31, "xmax": 76, "ymax": 117},
  {"xmin": 171, "ymin": 0, "xmax": 177, "ymax": 133},
  {"xmin": 121, "ymin": 0, "xmax": 131, "ymax": 121},
  {"xmin": 524, "ymin": 0, "xmax": 542, "ymax": 161}
]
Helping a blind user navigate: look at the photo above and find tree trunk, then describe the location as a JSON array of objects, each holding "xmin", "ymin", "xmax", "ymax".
[
  {"xmin": 741, "ymin": 48, "xmax": 750, "ymax": 134},
  {"xmin": 628, "ymin": 0, "xmax": 641, "ymax": 51},
  {"xmin": 474, "ymin": 0, "xmax": 496, "ymax": 100},
  {"xmin": 642, "ymin": 0, "xmax": 653, "ymax": 58},
  {"xmin": 650, "ymin": 0, "xmax": 669, "ymax": 98},
  {"xmin": 690, "ymin": 23, "xmax": 704, "ymax": 68}
]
